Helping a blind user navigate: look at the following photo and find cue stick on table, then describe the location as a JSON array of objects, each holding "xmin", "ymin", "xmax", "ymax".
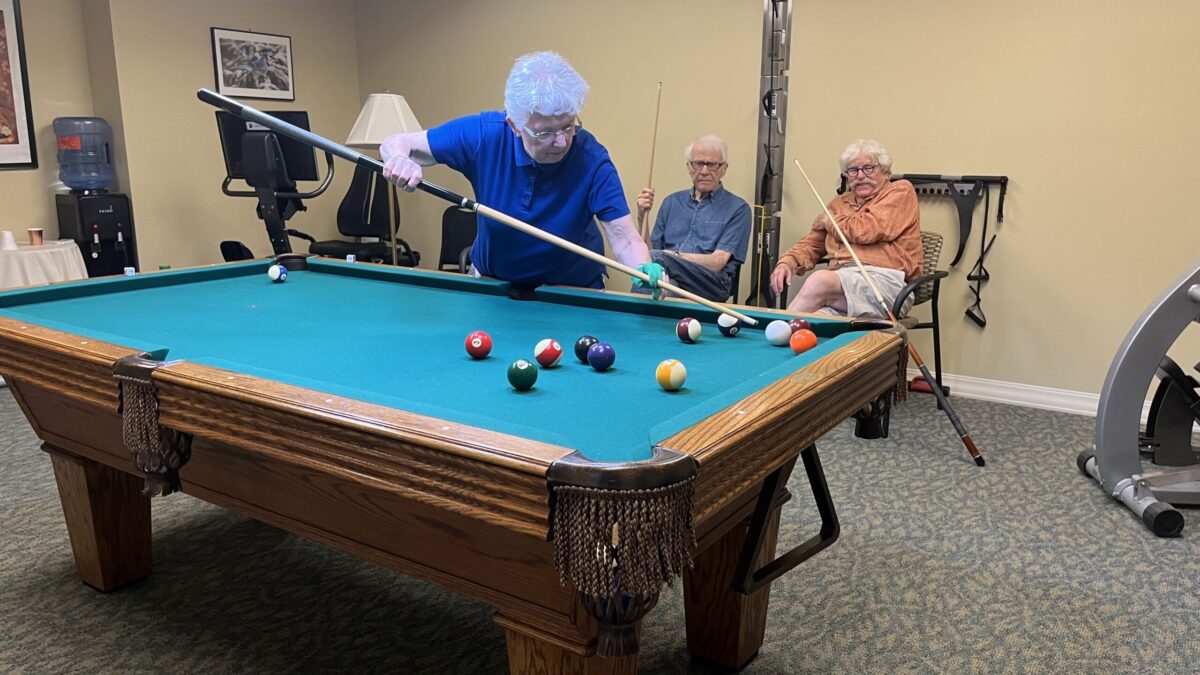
[
  {"xmin": 197, "ymin": 88, "xmax": 758, "ymax": 327},
  {"xmin": 791, "ymin": 159, "xmax": 985, "ymax": 467},
  {"xmin": 638, "ymin": 82, "xmax": 663, "ymax": 244}
]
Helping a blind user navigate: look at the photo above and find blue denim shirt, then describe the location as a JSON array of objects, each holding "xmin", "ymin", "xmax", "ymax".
[{"xmin": 649, "ymin": 184, "xmax": 751, "ymax": 277}]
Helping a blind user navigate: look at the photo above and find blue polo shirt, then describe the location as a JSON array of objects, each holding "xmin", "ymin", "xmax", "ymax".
[{"xmin": 427, "ymin": 111, "xmax": 630, "ymax": 288}]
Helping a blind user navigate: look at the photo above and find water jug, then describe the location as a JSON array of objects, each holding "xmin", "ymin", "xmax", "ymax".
[{"xmin": 53, "ymin": 117, "xmax": 115, "ymax": 191}]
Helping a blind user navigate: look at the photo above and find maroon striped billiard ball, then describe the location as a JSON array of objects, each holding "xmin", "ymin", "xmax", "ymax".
[
  {"xmin": 676, "ymin": 317, "xmax": 702, "ymax": 343},
  {"xmin": 787, "ymin": 317, "xmax": 811, "ymax": 334}
]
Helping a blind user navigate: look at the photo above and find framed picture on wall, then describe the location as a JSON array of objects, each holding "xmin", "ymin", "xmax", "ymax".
[
  {"xmin": 211, "ymin": 27, "xmax": 295, "ymax": 101},
  {"xmin": 0, "ymin": 0, "xmax": 37, "ymax": 170}
]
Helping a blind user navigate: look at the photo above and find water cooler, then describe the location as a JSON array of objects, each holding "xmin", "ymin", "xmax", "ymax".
[{"xmin": 52, "ymin": 117, "xmax": 139, "ymax": 277}]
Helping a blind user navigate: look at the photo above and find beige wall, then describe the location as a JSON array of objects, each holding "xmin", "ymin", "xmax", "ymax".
[
  {"xmin": 0, "ymin": 0, "xmax": 93, "ymax": 238},
  {"xmin": 354, "ymin": 0, "xmax": 761, "ymax": 282},
  {"xmin": 3, "ymin": 1, "xmax": 1197, "ymax": 398},
  {"xmin": 103, "ymin": 0, "xmax": 361, "ymax": 270},
  {"xmin": 1, "ymin": 0, "xmax": 360, "ymax": 268},
  {"xmin": 357, "ymin": 0, "xmax": 1200, "ymax": 396},
  {"xmin": 793, "ymin": 1, "xmax": 1200, "ymax": 394}
]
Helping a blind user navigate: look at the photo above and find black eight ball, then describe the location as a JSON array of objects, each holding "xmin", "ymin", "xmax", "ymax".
[{"xmin": 574, "ymin": 335, "xmax": 599, "ymax": 363}]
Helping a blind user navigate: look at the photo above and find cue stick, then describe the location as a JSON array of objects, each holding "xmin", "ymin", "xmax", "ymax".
[
  {"xmin": 791, "ymin": 159, "xmax": 985, "ymax": 466},
  {"xmin": 638, "ymin": 82, "xmax": 663, "ymax": 244},
  {"xmin": 197, "ymin": 88, "xmax": 758, "ymax": 326}
]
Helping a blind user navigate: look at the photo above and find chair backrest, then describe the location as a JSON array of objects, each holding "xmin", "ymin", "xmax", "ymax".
[
  {"xmin": 336, "ymin": 165, "xmax": 396, "ymax": 239},
  {"xmin": 439, "ymin": 206, "xmax": 478, "ymax": 271},
  {"xmin": 220, "ymin": 240, "xmax": 255, "ymax": 262},
  {"xmin": 913, "ymin": 231, "xmax": 944, "ymax": 306}
]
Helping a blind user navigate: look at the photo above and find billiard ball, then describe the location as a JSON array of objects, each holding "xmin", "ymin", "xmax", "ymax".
[
  {"xmin": 787, "ymin": 317, "xmax": 811, "ymax": 334},
  {"xmin": 464, "ymin": 330, "xmax": 492, "ymax": 359},
  {"xmin": 507, "ymin": 359, "xmax": 538, "ymax": 391},
  {"xmin": 534, "ymin": 338, "xmax": 563, "ymax": 368},
  {"xmin": 267, "ymin": 264, "xmax": 288, "ymax": 283},
  {"xmin": 586, "ymin": 341, "xmax": 616, "ymax": 371},
  {"xmin": 676, "ymin": 317, "xmax": 702, "ymax": 343},
  {"xmin": 789, "ymin": 328, "xmax": 818, "ymax": 354},
  {"xmin": 574, "ymin": 335, "xmax": 599, "ymax": 363},
  {"xmin": 765, "ymin": 320, "xmax": 792, "ymax": 346},
  {"xmin": 717, "ymin": 314, "xmax": 741, "ymax": 337},
  {"xmin": 655, "ymin": 359, "xmax": 687, "ymax": 391}
]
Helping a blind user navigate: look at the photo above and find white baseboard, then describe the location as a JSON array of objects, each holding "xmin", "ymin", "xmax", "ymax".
[
  {"xmin": 909, "ymin": 369, "xmax": 1098, "ymax": 416},
  {"xmin": 905, "ymin": 370, "xmax": 1192, "ymax": 429}
]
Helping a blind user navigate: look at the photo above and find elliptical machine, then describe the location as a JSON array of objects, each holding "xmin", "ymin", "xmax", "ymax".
[{"xmin": 1078, "ymin": 261, "xmax": 1200, "ymax": 536}]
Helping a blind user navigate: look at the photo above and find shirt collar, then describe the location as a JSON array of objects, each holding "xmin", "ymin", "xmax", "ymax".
[
  {"xmin": 512, "ymin": 131, "xmax": 577, "ymax": 173},
  {"xmin": 691, "ymin": 183, "xmax": 726, "ymax": 203},
  {"xmin": 845, "ymin": 178, "xmax": 894, "ymax": 208}
]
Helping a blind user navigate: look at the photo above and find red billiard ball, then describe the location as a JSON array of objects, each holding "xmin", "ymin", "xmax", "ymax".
[
  {"xmin": 534, "ymin": 338, "xmax": 563, "ymax": 368},
  {"xmin": 788, "ymin": 317, "xmax": 811, "ymax": 334},
  {"xmin": 677, "ymin": 317, "xmax": 702, "ymax": 343},
  {"xmin": 789, "ymin": 328, "xmax": 817, "ymax": 354},
  {"xmin": 465, "ymin": 330, "xmax": 492, "ymax": 359}
]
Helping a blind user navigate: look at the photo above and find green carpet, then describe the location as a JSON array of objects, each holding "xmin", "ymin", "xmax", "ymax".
[{"xmin": 2, "ymin": 389, "xmax": 1198, "ymax": 674}]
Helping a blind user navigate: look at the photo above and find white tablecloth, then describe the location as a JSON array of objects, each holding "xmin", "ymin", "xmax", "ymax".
[
  {"xmin": 0, "ymin": 240, "xmax": 89, "ymax": 290},
  {"xmin": 1, "ymin": 239, "xmax": 90, "ymax": 387}
]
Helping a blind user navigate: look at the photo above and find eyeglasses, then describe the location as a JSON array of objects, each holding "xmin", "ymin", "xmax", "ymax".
[
  {"xmin": 844, "ymin": 164, "xmax": 877, "ymax": 178},
  {"xmin": 523, "ymin": 121, "xmax": 582, "ymax": 143},
  {"xmin": 687, "ymin": 161, "xmax": 726, "ymax": 171}
]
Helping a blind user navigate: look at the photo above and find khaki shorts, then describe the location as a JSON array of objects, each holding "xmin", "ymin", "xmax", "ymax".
[{"xmin": 813, "ymin": 265, "xmax": 913, "ymax": 318}]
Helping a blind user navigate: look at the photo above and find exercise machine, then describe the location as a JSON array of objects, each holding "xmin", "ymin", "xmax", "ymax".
[{"xmin": 1078, "ymin": 261, "xmax": 1200, "ymax": 536}]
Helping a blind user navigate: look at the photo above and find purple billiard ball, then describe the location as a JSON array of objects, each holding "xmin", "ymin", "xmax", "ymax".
[{"xmin": 586, "ymin": 341, "xmax": 616, "ymax": 371}]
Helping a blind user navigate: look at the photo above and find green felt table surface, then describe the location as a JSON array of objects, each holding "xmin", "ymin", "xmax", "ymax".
[{"xmin": 0, "ymin": 259, "xmax": 868, "ymax": 463}]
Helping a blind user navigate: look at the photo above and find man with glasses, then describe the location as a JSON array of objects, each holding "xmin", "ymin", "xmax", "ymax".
[
  {"xmin": 380, "ymin": 51, "xmax": 658, "ymax": 292},
  {"xmin": 634, "ymin": 135, "xmax": 751, "ymax": 301},
  {"xmin": 770, "ymin": 139, "xmax": 923, "ymax": 317}
]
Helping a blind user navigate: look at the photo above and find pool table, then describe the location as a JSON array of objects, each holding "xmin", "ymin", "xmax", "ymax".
[{"xmin": 0, "ymin": 256, "xmax": 905, "ymax": 673}]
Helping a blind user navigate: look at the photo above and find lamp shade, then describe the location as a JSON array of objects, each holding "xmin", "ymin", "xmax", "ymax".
[{"xmin": 345, "ymin": 93, "xmax": 422, "ymax": 149}]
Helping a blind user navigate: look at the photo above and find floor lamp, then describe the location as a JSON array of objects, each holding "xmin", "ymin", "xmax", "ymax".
[{"xmin": 345, "ymin": 93, "xmax": 422, "ymax": 266}]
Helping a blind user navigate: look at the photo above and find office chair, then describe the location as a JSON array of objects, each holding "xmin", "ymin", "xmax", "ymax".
[
  {"xmin": 300, "ymin": 164, "xmax": 419, "ymax": 266},
  {"xmin": 728, "ymin": 262, "xmax": 743, "ymax": 302},
  {"xmin": 438, "ymin": 206, "xmax": 477, "ymax": 273},
  {"xmin": 220, "ymin": 241, "xmax": 256, "ymax": 262}
]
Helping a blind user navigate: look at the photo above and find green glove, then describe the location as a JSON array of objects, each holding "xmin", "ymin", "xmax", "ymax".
[{"xmin": 634, "ymin": 262, "xmax": 665, "ymax": 301}]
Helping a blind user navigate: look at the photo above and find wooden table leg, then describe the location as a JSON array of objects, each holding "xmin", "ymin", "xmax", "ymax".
[
  {"xmin": 495, "ymin": 613, "xmax": 637, "ymax": 675},
  {"xmin": 683, "ymin": 505, "xmax": 782, "ymax": 669},
  {"xmin": 47, "ymin": 446, "xmax": 151, "ymax": 591}
]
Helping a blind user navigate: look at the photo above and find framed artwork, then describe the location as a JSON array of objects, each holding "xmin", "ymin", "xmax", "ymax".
[
  {"xmin": 211, "ymin": 27, "xmax": 295, "ymax": 101},
  {"xmin": 0, "ymin": 0, "xmax": 36, "ymax": 169}
]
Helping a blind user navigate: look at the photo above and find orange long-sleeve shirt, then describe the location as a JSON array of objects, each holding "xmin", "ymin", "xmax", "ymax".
[{"xmin": 778, "ymin": 179, "xmax": 923, "ymax": 282}]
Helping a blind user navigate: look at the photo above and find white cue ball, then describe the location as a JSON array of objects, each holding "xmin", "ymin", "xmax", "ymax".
[{"xmin": 765, "ymin": 319, "xmax": 792, "ymax": 346}]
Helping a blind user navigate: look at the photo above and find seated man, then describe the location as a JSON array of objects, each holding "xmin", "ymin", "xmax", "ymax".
[
  {"xmin": 769, "ymin": 139, "xmax": 923, "ymax": 318},
  {"xmin": 635, "ymin": 135, "xmax": 751, "ymax": 301}
]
